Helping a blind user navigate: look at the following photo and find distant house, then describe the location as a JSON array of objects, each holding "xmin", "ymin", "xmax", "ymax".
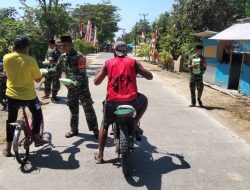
[
  {"xmin": 193, "ymin": 30, "xmax": 218, "ymax": 85},
  {"xmin": 202, "ymin": 23, "xmax": 250, "ymax": 96}
]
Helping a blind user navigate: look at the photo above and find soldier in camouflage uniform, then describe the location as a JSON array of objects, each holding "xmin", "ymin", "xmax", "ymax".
[
  {"xmin": 43, "ymin": 40, "xmax": 62, "ymax": 103},
  {"xmin": 189, "ymin": 44, "xmax": 206, "ymax": 107},
  {"xmin": 0, "ymin": 67, "xmax": 7, "ymax": 110},
  {"xmin": 47, "ymin": 35, "xmax": 99, "ymax": 138}
]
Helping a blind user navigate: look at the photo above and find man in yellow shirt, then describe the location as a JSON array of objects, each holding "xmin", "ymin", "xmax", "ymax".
[{"xmin": 3, "ymin": 36, "xmax": 44, "ymax": 157}]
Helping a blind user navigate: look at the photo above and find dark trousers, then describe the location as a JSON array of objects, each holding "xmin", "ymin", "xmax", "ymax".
[
  {"xmin": 189, "ymin": 74, "xmax": 204, "ymax": 104},
  {"xmin": 102, "ymin": 93, "xmax": 148, "ymax": 128},
  {"xmin": 44, "ymin": 75, "xmax": 61, "ymax": 96},
  {"xmin": 6, "ymin": 97, "xmax": 43, "ymax": 142},
  {"xmin": 67, "ymin": 84, "xmax": 98, "ymax": 132}
]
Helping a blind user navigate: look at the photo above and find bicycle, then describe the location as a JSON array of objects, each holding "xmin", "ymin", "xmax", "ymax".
[
  {"xmin": 111, "ymin": 105, "xmax": 138, "ymax": 176},
  {"xmin": 11, "ymin": 105, "xmax": 44, "ymax": 165}
]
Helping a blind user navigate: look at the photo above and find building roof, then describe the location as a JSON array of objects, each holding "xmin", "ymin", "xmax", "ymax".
[
  {"xmin": 192, "ymin": 30, "xmax": 218, "ymax": 38},
  {"xmin": 210, "ymin": 23, "xmax": 250, "ymax": 40}
]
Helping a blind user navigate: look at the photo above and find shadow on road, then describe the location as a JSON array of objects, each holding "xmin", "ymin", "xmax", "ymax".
[
  {"xmin": 20, "ymin": 132, "xmax": 109, "ymax": 173},
  {"xmin": 124, "ymin": 136, "xmax": 191, "ymax": 190},
  {"xmin": 200, "ymin": 105, "xmax": 225, "ymax": 110},
  {"xmin": 20, "ymin": 132, "xmax": 90, "ymax": 173},
  {"xmin": 78, "ymin": 133, "xmax": 113, "ymax": 149}
]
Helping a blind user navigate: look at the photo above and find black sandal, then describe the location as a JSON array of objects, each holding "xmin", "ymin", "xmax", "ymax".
[{"xmin": 65, "ymin": 130, "xmax": 78, "ymax": 138}]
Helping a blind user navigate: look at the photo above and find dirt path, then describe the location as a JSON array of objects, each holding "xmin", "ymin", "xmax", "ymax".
[{"xmin": 140, "ymin": 60, "xmax": 250, "ymax": 144}]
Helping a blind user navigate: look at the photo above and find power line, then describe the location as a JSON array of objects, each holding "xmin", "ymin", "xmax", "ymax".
[{"xmin": 139, "ymin": 13, "xmax": 149, "ymax": 22}]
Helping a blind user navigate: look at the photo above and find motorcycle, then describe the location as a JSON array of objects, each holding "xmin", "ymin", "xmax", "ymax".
[{"xmin": 111, "ymin": 105, "xmax": 137, "ymax": 176}]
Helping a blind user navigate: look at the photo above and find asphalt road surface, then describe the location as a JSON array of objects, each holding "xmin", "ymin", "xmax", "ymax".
[{"xmin": 0, "ymin": 52, "xmax": 250, "ymax": 190}]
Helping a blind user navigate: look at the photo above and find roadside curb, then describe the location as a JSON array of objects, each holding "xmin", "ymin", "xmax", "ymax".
[{"xmin": 203, "ymin": 82, "xmax": 247, "ymax": 99}]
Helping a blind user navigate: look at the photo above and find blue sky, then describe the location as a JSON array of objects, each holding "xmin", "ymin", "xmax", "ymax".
[{"xmin": 1, "ymin": 0, "xmax": 174, "ymax": 37}]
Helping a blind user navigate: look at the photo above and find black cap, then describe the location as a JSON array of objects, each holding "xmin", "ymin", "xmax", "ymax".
[
  {"xmin": 59, "ymin": 35, "xmax": 72, "ymax": 43},
  {"xmin": 49, "ymin": 39, "xmax": 55, "ymax": 44},
  {"xmin": 195, "ymin": 44, "xmax": 203, "ymax": 50},
  {"xmin": 114, "ymin": 41, "xmax": 127, "ymax": 57},
  {"xmin": 13, "ymin": 35, "xmax": 30, "ymax": 49}
]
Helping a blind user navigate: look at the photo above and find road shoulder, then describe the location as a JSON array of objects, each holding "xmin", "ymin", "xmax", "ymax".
[{"xmin": 139, "ymin": 59, "xmax": 250, "ymax": 144}]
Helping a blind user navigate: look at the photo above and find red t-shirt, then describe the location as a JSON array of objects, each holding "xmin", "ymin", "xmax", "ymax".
[{"xmin": 106, "ymin": 57, "xmax": 138, "ymax": 102}]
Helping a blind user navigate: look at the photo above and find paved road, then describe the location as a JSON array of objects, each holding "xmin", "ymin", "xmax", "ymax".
[{"xmin": 0, "ymin": 52, "xmax": 250, "ymax": 190}]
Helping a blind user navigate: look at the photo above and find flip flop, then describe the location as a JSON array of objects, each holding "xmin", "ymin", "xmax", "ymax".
[
  {"xmin": 65, "ymin": 131, "xmax": 78, "ymax": 138},
  {"xmin": 94, "ymin": 153, "xmax": 104, "ymax": 164}
]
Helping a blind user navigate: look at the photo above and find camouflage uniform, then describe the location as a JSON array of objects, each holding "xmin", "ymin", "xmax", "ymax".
[
  {"xmin": 0, "ymin": 72, "xmax": 7, "ymax": 109},
  {"xmin": 48, "ymin": 49, "xmax": 98, "ymax": 132},
  {"xmin": 44, "ymin": 48, "xmax": 62, "ymax": 97},
  {"xmin": 189, "ymin": 54, "xmax": 206, "ymax": 106}
]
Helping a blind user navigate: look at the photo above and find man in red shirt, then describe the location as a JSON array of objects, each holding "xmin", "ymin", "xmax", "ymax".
[{"xmin": 94, "ymin": 41, "xmax": 153, "ymax": 163}]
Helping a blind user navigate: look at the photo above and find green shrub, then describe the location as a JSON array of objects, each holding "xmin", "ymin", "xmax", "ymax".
[
  {"xmin": 74, "ymin": 39, "xmax": 97, "ymax": 55},
  {"xmin": 158, "ymin": 51, "xmax": 173, "ymax": 70},
  {"xmin": 135, "ymin": 43, "xmax": 150, "ymax": 60}
]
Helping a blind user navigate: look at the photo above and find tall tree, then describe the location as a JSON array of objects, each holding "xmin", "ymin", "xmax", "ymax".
[
  {"xmin": 72, "ymin": 3, "xmax": 120, "ymax": 46},
  {"xmin": 174, "ymin": 0, "xmax": 245, "ymax": 32},
  {"xmin": 20, "ymin": 0, "xmax": 72, "ymax": 40},
  {"xmin": 131, "ymin": 19, "xmax": 151, "ymax": 37}
]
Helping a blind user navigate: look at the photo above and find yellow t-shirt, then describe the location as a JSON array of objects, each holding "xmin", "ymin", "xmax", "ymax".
[{"xmin": 3, "ymin": 52, "xmax": 42, "ymax": 100}]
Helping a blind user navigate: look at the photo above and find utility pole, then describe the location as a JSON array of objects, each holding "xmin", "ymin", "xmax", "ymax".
[
  {"xmin": 139, "ymin": 13, "xmax": 148, "ymax": 22},
  {"xmin": 120, "ymin": 28, "xmax": 126, "ymax": 43},
  {"xmin": 122, "ymin": 28, "xmax": 127, "ymax": 43},
  {"xmin": 139, "ymin": 13, "xmax": 148, "ymax": 42}
]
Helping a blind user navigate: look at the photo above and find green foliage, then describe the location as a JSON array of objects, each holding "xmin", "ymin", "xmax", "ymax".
[
  {"xmin": 135, "ymin": 43, "xmax": 150, "ymax": 59},
  {"xmin": 0, "ymin": 13, "xmax": 29, "ymax": 58},
  {"xmin": 74, "ymin": 39, "xmax": 96, "ymax": 55},
  {"xmin": 29, "ymin": 36, "xmax": 47, "ymax": 65},
  {"xmin": 0, "ymin": 7, "xmax": 17, "ymax": 19},
  {"xmin": 158, "ymin": 51, "xmax": 174, "ymax": 70},
  {"xmin": 174, "ymin": 0, "xmax": 245, "ymax": 32},
  {"xmin": 180, "ymin": 42, "xmax": 195, "ymax": 61},
  {"xmin": 246, "ymin": 3, "xmax": 250, "ymax": 17},
  {"xmin": 151, "ymin": 12, "xmax": 170, "ymax": 37},
  {"xmin": 131, "ymin": 20, "xmax": 151, "ymax": 36},
  {"xmin": 130, "ymin": 19, "xmax": 151, "ymax": 43},
  {"xmin": 131, "ymin": 0, "xmax": 246, "ymax": 67},
  {"xmin": 72, "ymin": 3, "xmax": 120, "ymax": 46},
  {"xmin": 21, "ymin": 0, "xmax": 72, "ymax": 40},
  {"xmin": 0, "ymin": 7, "xmax": 47, "ymax": 61}
]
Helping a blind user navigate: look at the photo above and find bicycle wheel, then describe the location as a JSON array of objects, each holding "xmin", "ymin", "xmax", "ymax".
[
  {"xmin": 13, "ymin": 124, "xmax": 29, "ymax": 165},
  {"xmin": 120, "ymin": 126, "xmax": 129, "ymax": 176},
  {"xmin": 39, "ymin": 113, "xmax": 44, "ymax": 138}
]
